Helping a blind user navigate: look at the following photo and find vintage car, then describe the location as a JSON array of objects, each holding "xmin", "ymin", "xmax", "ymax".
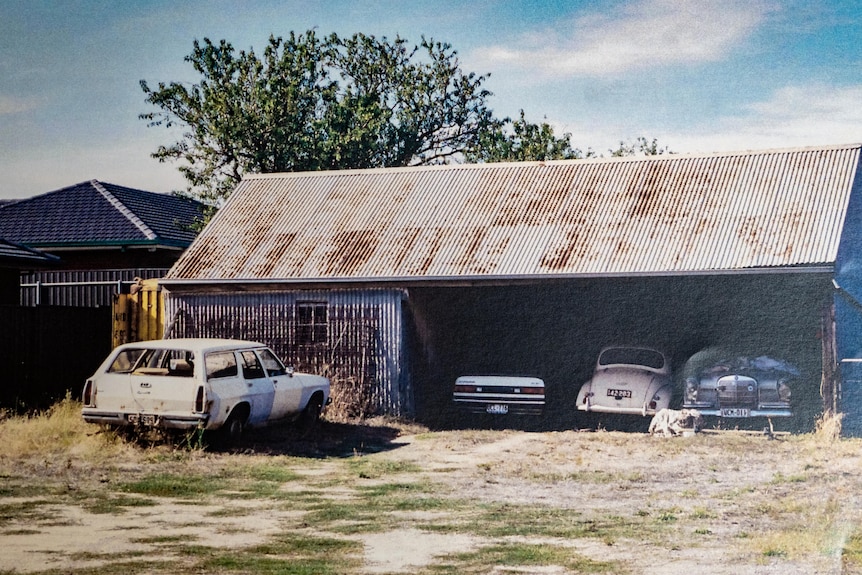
[
  {"xmin": 453, "ymin": 375, "xmax": 545, "ymax": 415},
  {"xmin": 682, "ymin": 352, "xmax": 795, "ymax": 418},
  {"xmin": 576, "ymin": 346, "xmax": 673, "ymax": 416},
  {"xmin": 81, "ymin": 338, "xmax": 330, "ymax": 442}
]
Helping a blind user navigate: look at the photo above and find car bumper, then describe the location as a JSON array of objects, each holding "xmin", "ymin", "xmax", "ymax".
[
  {"xmin": 82, "ymin": 410, "xmax": 209, "ymax": 430},
  {"xmin": 453, "ymin": 399, "xmax": 544, "ymax": 416},
  {"xmin": 576, "ymin": 403, "xmax": 660, "ymax": 416}
]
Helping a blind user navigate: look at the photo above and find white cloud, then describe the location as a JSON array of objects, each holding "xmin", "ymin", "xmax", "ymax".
[
  {"xmin": 667, "ymin": 84, "xmax": 862, "ymax": 153},
  {"xmin": 471, "ymin": 0, "xmax": 769, "ymax": 79}
]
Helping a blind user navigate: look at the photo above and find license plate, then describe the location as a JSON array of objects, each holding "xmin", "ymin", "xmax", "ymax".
[
  {"xmin": 486, "ymin": 404, "xmax": 509, "ymax": 415},
  {"xmin": 129, "ymin": 413, "xmax": 157, "ymax": 425},
  {"xmin": 607, "ymin": 389, "xmax": 632, "ymax": 398},
  {"xmin": 721, "ymin": 408, "xmax": 750, "ymax": 418}
]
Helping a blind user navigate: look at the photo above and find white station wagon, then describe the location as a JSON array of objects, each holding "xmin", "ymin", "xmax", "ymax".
[
  {"xmin": 82, "ymin": 338, "xmax": 330, "ymax": 442},
  {"xmin": 576, "ymin": 346, "xmax": 673, "ymax": 416}
]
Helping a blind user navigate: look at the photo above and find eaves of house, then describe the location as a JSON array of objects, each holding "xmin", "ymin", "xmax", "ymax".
[{"xmin": 0, "ymin": 238, "xmax": 59, "ymax": 268}]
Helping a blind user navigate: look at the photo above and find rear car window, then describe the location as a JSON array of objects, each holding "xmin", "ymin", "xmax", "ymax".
[
  {"xmin": 108, "ymin": 349, "xmax": 146, "ymax": 373},
  {"xmin": 113, "ymin": 348, "xmax": 196, "ymax": 376},
  {"xmin": 599, "ymin": 348, "xmax": 665, "ymax": 370}
]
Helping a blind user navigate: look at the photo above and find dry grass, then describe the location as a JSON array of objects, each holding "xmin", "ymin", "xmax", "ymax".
[
  {"xmin": 0, "ymin": 393, "xmax": 134, "ymax": 462},
  {"xmin": 4, "ymin": 399, "xmax": 862, "ymax": 574},
  {"xmin": 814, "ymin": 411, "xmax": 844, "ymax": 442}
]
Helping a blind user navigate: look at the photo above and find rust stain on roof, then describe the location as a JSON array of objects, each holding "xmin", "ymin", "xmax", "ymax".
[{"xmin": 165, "ymin": 144, "xmax": 862, "ymax": 282}]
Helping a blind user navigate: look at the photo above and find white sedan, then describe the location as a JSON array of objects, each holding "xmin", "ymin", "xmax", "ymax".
[{"xmin": 576, "ymin": 346, "xmax": 673, "ymax": 416}]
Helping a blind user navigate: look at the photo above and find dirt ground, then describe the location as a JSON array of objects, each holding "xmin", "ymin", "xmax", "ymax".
[{"xmin": 3, "ymin": 417, "xmax": 862, "ymax": 574}]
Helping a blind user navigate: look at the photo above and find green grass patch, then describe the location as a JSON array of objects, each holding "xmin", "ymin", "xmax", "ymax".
[
  {"xmin": 840, "ymin": 530, "xmax": 862, "ymax": 568},
  {"xmin": 131, "ymin": 533, "xmax": 194, "ymax": 545},
  {"xmin": 116, "ymin": 472, "xmax": 225, "ymax": 498},
  {"xmin": 346, "ymin": 457, "xmax": 421, "ymax": 479},
  {"xmin": 423, "ymin": 542, "xmax": 625, "ymax": 574},
  {"xmin": 0, "ymin": 499, "xmax": 54, "ymax": 525},
  {"xmin": 81, "ymin": 494, "xmax": 156, "ymax": 514},
  {"xmin": 162, "ymin": 534, "xmax": 362, "ymax": 575},
  {"xmin": 424, "ymin": 503, "xmax": 637, "ymax": 540}
]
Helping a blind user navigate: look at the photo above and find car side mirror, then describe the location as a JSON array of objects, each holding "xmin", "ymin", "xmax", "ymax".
[{"xmin": 286, "ymin": 366, "xmax": 295, "ymax": 377}]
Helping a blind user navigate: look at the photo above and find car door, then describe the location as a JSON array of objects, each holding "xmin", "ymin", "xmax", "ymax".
[
  {"xmin": 239, "ymin": 350, "xmax": 276, "ymax": 425},
  {"xmin": 257, "ymin": 348, "xmax": 303, "ymax": 420}
]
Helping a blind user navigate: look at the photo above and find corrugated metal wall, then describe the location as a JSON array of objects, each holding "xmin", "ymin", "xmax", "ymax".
[
  {"xmin": 162, "ymin": 288, "xmax": 411, "ymax": 417},
  {"xmin": 20, "ymin": 268, "xmax": 169, "ymax": 307}
]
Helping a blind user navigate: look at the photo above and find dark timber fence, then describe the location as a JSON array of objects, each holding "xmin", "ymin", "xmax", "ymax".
[{"xmin": 0, "ymin": 306, "xmax": 112, "ymax": 411}]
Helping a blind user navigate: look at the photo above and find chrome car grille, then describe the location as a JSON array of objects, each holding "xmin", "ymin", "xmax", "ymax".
[{"xmin": 716, "ymin": 375, "xmax": 757, "ymax": 407}]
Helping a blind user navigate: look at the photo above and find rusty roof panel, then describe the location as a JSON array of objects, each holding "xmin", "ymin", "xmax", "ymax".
[{"xmin": 165, "ymin": 144, "xmax": 861, "ymax": 282}]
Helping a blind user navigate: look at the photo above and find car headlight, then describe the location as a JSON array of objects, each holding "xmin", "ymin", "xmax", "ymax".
[{"xmin": 685, "ymin": 378, "xmax": 698, "ymax": 402}]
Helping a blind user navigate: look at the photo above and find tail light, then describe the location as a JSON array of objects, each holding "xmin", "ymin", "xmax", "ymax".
[
  {"xmin": 82, "ymin": 380, "xmax": 94, "ymax": 406},
  {"xmin": 194, "ymin": 386, "xmax": 205, "ymax": 412},
  {"xmin": 518, "ymin": 387, "xmax": 545, "ymax": 395},
  {"xmin": 454, "ymin": 385, "xmax": 478, "ymax": 393}
]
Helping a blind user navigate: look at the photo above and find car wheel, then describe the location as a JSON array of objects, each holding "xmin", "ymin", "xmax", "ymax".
[
  {"xmin": 212, "ymin": 412, "xmax": 245, "ymax": 449},
  {"xmin": 298, "ymin": 395, "xmax": 323, "ymax": 436}
]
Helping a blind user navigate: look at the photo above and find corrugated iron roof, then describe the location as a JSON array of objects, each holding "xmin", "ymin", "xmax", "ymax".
[{"xmin": 165, "ymin": 144, "xmax": 862, "ymax": 284}]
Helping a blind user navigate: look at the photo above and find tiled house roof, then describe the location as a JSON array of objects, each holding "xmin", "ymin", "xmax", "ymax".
[
  {"xmin": 0, "ymin": 238, "xmax": 58, "ymax": 266},
  {"xmin": 0, "ymin": 180, "xmax": 202, "ymax": 249}
]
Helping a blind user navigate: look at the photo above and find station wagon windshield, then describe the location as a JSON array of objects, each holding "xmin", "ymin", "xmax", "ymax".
[{"xmin": 599, "ymin": 348, "xmax": 665, "ymax": 370}]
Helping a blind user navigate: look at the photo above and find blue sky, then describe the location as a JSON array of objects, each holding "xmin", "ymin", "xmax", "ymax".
[{"xmin": 1, "ymin": 0, "xmax": 860, "ymax": 199}]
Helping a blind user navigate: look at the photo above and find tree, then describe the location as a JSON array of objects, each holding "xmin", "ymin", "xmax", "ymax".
[
  {"xmin": 140, "ymin": 31, "xmax": 495, "ymax": 209},
  {"xmin": 465, "ymin": 110, "xmax": 593, "ymax": 163},
  {"xmin": 609, "ymin": 136, "xmax": 672, "ymax": 157}
]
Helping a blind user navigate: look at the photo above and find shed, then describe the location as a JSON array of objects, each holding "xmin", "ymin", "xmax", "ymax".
[{"xmin": 161, "ymin": 144, "xmax": 862, "ymax": 432}]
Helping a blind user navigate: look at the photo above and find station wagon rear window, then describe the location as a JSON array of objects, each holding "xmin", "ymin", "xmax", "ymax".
[
  {"xmin": 110, "ymin": 348, "xmax": 196, "ymax": 376},
  {"xmin": 599, "ymin": 348, "xmax": 665, "ymax": 370},
  {"xmin": 108, "ymin": 349, "xmax": 145, "ymax": 373}
]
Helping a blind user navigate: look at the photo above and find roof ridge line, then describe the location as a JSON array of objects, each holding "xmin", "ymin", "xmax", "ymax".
[{"xmin": 90, "ymin": 180, "xmax": 157, "ymax": 240}]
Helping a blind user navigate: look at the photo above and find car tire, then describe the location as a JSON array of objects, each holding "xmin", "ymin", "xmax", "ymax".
[
  {"xmin": 298, "ymin": 395, "xmax": 323, "ymax": 436},
  {"xmin": 212, "ymin": 411, "xmax": 245, "ymax": 449}
]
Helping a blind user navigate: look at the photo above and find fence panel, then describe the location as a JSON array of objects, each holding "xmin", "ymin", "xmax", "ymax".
[{"xmin": 0, "ymin": 306, "xmax": 112, "ymax": 410}]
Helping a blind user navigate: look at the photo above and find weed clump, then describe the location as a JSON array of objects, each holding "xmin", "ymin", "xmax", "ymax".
[{"xmin": 0, "ymin": 393, "xmax": 132, "ymax": 461}]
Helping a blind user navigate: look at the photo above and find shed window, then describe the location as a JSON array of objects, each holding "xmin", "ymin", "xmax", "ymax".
[{"xmin": 297, "ymin": 302, "xmax": 328, "ymax": 345}]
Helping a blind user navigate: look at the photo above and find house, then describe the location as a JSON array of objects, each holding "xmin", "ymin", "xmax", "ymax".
[
  {"xmin": 0, "ymin": 181, "xmax": 203, "ymax": 409},
  {"xmin": 158, "ymin": 144, "xmax": 862, "ymax": 433},
  {"xmin": 0, "ymin": 239, "xmax": 57, "ymax": 305},
  {"xmin": 0, "ymin": 239, "xmax": 93, "ymax": 410},
  {"xmin": 0, "ymin": 180, "xmax": 203, "ymax": 306}
]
